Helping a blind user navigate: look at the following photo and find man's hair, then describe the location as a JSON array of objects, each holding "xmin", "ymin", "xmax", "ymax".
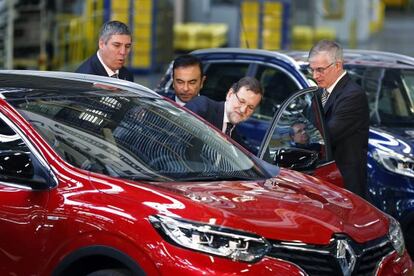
[
  {"xmin": 99, "ymin": 21, "xmax": 131, "ymax": 44},
  {"xmin": 172, "ymin": 54, "xmax": 204, "ymax": 78},
  {"xmin": 289, "ymin": 122, "xmax": 305, "ymax": 137},
  {"xmin": 308, "ymin": 40, "xmax": 343, "ymax": 63},
  {"xmin": 231, "ymin": 76, "xmax": 263, "ymax": 97}
]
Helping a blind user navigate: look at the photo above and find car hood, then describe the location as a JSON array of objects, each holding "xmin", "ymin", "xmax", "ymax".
[
  {"xmin": 369, "ymin": 126, "xmax": 414, "ymax": 155},
  {"xmin": 143, "ymin": 169, "xmax": 388, "ymax": 245}
]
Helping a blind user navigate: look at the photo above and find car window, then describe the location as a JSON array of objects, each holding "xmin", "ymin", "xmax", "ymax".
[
  {"xmin": 264, "ymin": 92, "xmax": 325, "ymax": 162},
  {"xmin": 10, "ymin": 95, "xmax": 272, "ymax": 182},
  {"xmin": 254, "ymin": 65, "xmax": 300, "ymax": 120},
  {"xmin": 400, "ymin": 69, "xmax": 414, "ymax": 118},
  {"xmin": 403, "ymin": 69, "xmax": 414, "ymax": 101},
  {"xmin": 259, "ymin": 89, "xmax": 330, "ymax": 170},
  {"xmin": 0, "ymin": 117, "xmax": 34, "ymax": 181},
  {"xmin": 347, "ymin": 66, "xmax": 414, "ymax": 126},
  {"xmin": 346, "ymin": 66, "xmax": 383, "ymax": 124},
  {"xmin": 201, "ymin": 62, "xmax": 249, "ymax": 101},
  {"xmin": 0, "ymin": 119, "xmax": 30, "ymax": 151},
  {"xmin": 377, "ymin": 70, "xmax": 414, "ymax": 124}
]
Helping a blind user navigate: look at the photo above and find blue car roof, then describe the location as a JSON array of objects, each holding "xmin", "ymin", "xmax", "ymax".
[{"xmin": 285, "ymin": 49, "xmax": 414, "ymax": 69}]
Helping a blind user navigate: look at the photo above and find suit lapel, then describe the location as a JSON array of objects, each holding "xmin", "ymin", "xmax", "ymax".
[
  {"xmin": 92, "ymin": 54, "xmax": 110, "ymax": 77},
  {"xmin": 323, "ymin": 73, "xmax": 350, "ymax": 113},
  {"xmin": 216, "ymin": 102, "xmax": 225, "ymax": 130}
]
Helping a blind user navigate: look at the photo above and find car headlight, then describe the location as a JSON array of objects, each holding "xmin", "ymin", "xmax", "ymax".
[
  {"xmin": 372, "ymin": 149, "xmax": 414, "ymax": 178},
  {"xmin": 149, "ymin": 215, "xmax": 271, "ymax": 262},
  {"xmin": 388, "ymin": 216, "xmax": 405, "ymax": 256}
]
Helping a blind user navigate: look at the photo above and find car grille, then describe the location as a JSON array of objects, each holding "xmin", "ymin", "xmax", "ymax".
[{"xmin": 267, "ymin": 234, "xmax": 394, "ymax": 275}]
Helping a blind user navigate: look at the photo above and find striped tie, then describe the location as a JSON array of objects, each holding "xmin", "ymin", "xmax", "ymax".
[
  {"xmin": 225, "ymin": 123, "xmax": 234, "ymax": 136},
  {"xmin": 321, "ymin": 89, "xmax": 329, "ymax": 107}
]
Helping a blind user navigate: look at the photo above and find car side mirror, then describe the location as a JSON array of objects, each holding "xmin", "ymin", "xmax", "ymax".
[
  {"xmin": 273, "ymin": 148, "xmax": 319, "ymax": 171},
  {"xmin": 0, "ymin": 150, "xmax": 48, "ymax": 189},
  {"xmin": 0, "ymin": 151, "xmax": 34, "ymax": 177}
]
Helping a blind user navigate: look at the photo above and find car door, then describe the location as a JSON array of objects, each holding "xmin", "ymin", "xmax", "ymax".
[
  {"xmin": 200, "ymin": 61, "xmax": 307, "ymax": 153},
  {"xmin": 0, "ymin": 112, "xmax": 53, "ymax": 274},
  {"xmin": 257, "ymin": 87, "xmax": 343, "ymax": 187}
]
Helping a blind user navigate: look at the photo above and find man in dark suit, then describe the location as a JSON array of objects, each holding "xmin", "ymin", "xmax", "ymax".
[
  {"xmin": 184, "ymin": 76, "xmax": 263, "ymax": 146},
  {"xmin": 169, "ymin": 54, "xmax": 206, "ymax": 106},
  {"xmin": 308, "ymin": 40, "xmax": 369, "ymax": 198},
  {"xmin": 76, "ymin": 21, "xmax": 134, "ymax": 82}
]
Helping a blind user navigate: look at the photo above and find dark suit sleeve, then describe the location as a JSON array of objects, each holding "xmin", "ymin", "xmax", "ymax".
[
  {"xmin": 184, "ymin": 96, "xmax": 211, "ymax": 119},
  {"xmin": 120, "ymin": 67, "xmax": 134, "ymax": 82},
  {"xmin": 184, "ymin": 96, "xmax": 225, "ymax": 131},
  {"xmin": 75, "ymin": 59, "xmax": 92, "ymax": 74},
  {"xmin": 75, "ymin": 54, "xmax": 107, "ymax": 76},
  {"xmin": 327, "ymin": 85, "xmax": 369, "ymax": 145}
]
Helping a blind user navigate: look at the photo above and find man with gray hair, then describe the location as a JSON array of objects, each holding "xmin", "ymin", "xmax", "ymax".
[
  {"xmin": 308, "ymin": 39, "xmax": 369, "ymax": 198},
  {"xmin": 76, "ymin": 20, "xmax": 134, "ymax": 81}
]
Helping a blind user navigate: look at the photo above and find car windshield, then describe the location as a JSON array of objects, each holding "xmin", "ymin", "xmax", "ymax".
[{"xmin": 8, "ymin": 92, "xmax": 270, "ymax": 182}]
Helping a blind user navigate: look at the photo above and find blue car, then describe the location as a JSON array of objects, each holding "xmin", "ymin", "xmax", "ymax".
[{"xmin": 156, "ymin": 48, "xmax": 414, "ymax": 257}]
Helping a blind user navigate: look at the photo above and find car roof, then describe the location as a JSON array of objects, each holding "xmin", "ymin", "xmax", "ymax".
[
  {"xmin": 191, "ymin": 47, "xmax": 303, "ymax": 71},
  {"xmin": 0, "ymin": 70, "xmax": 160, "ymax": 100},
  {"xmin": 284, "ymin": 49, "xmax": 414, "ymax": 69}
]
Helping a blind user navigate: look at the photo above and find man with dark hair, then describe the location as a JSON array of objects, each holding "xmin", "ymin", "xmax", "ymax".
[
  {"xmin": 76, "ymin": 20, "xmax": 134, "ymax": 81},
  {"xmin": 171, "ymin": 54, "xmax": 206, "ymax": 106},
  {"xmin": 308, "ymin": 39, "xmax": 369, "ymax": 198},
  {"xmin": 185, "ymin": 76, "xmax": 263, "ymax": 143},
  {"xmin": 289, "ymin": 122, "xmax": 321, "ymax": 152}
]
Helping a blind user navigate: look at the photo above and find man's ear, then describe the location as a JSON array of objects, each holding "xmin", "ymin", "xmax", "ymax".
[
  {"xmin": 226, "ymin": 88, "xmax": 234, "ymax": 100},
  {"xmin": 98, "ymin": 39, "xmax": 105, "ymax": 49},
  {"xmin": 200, "ymin": 75, "xmax": 207, "ymax": 88},
  {"xmin": 335, "ymin": 60, "xmax": 344, "ymax": 71}
]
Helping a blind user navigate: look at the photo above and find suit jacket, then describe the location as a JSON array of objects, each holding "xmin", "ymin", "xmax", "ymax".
[
  {"xmin": 323, "ymin": 73, "xmax": 369, "ymax": 198},
  {"xmin": 165, "ymin": 93, "xmax": 175, "ymax": 101},
  {"xmin": 184, "ymin": 96, "xmax": 248, "ymax": 148},
  {"xmin": 75, "ymin": 53, "xmax": 134, "ymax": 82}
]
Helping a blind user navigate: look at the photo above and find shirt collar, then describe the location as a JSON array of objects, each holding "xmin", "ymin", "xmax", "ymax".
[
  {"xmin": 97, "ymin": 51, "xmax": 119, "ymax": 77},
  {"xmin": 326, "ymin": 71, "xmax": 347, "ymax": 93},
  {"xmin": 223, "ymin": 101, "xmax": 230, "ymax": 123},
  {"xmin": 222, "ymin": 101, "xmax": 231, "ymax": 132},
  {"xmin": 174, "ymin": 96, "xmax": 186, "ymax": 106}
]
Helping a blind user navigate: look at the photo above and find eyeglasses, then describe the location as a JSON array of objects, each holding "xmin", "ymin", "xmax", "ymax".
[
  {"xmin": 294, "ymin": 128, "xmax": 307, "ymax": 135},
  {"xmin": 234, "ymin": 93, "xmax": 256, "ymax": 112},
  {"xmin": 307, "ymin": 62, "xmax": 335, "ymax": 75}
]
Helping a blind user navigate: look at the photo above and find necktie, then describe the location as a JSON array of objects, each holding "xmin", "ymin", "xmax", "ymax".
[
  {"xmin": 111, "ymin": 73, "xmax": 119, "ymax": 78},
  {"xmin": 321, "ymin": 89, "xmax": 329, "ymax": 107},
  {"xmin": 225, "ymin": 123, "xmax": 234, "ymax": 136}
]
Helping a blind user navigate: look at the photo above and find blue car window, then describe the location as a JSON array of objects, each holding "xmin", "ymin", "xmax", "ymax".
[
  {"xmin": 255, "ymin": 66, "xmax": 300, "ymax": 120},
  {"xmin": 202, "ymin": 62, "xmax": 249, "ymax": 101},
  {"xmin": 346, "ymin": 66, "xmax": 383, "ymax": 124}
]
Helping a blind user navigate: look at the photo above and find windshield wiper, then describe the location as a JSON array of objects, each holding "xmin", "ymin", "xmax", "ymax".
[
  {"xmin": 123, "ymin": 175, "xmax": 171, "ymax": 182},
  {"xmin": 177, "ymin": 175, "xmax": 263, "ymax": 182}
]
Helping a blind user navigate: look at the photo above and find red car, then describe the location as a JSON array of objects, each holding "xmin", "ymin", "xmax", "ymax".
[{"xmin": 0, "ymin": 71, "xmax": 412, "ymax": 275}]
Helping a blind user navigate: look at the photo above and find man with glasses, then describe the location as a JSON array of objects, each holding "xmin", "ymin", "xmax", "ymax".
[
  {"xmin": 308, "ymin": 40, "xmax": 369, "ymax": 198},
  {"xmin": 289, "ymin": 122, "xmax": 321, "ymax": 152},
  {"xmin": 184, "ymin": 76, "xmax": 263, "ymax": 146}
]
